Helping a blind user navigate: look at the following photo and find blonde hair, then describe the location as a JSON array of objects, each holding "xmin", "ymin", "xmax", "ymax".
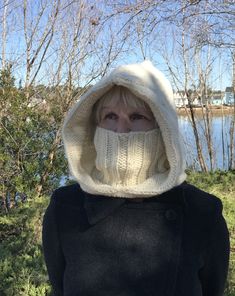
[{"xmin": 93, "ymin": 85, "xmax": 153, "ymax": 124}]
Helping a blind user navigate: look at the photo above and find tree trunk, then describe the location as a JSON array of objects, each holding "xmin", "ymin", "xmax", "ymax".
[{"xmin": 188, "ymin": 99, "xmax": 208, "ymax": 172}]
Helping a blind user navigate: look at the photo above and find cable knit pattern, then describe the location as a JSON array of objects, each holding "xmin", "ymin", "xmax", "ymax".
[
  {"xmin": 92, "ymin": 127, "xmax": 167, "ymax": 187},
  {"xmin": 62, "ymin": 61, "xmax": 186, "ymax": 198}
]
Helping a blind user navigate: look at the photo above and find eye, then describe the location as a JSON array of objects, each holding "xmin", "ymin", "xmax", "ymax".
[
  {"xmin": 104, "ymin": 112, "xmax": 118, "ymax": 120},
  {"xmin": 130, "ymin": 113, "xmax": 148, "ymax": 121}
]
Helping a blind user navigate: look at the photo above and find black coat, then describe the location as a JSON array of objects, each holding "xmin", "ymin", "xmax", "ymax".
[{"xmin": 42, "ymin": 182, "xmax": 229, "ymax": 296}]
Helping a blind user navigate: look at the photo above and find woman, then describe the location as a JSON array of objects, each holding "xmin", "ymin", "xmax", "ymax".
[{"xmin": 43, "ymin": 61, "xmax": 229, "ymax": 296}]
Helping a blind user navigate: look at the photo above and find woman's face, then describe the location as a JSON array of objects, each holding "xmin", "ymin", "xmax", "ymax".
[{"xmin": 98, "ymin": 100, "xmax": 156, "ymax": 133}]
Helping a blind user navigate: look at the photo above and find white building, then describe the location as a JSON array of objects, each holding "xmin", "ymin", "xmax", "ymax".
[
  {"xmin": 224, "ymin": 87, "xmax": 234, "ymax": 105},
  {"xmin": 173, "ymin": 91, "xmax": 188, "ymax": 107}
]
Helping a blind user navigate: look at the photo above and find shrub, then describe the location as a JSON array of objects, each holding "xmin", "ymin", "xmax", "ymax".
[{"xmin": 0, "ymin": 198, "xmax": 51, "ymax": 296}]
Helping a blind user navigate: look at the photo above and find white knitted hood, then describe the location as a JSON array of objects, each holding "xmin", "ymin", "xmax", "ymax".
[{"xmin": 62, "ymin": 61, "xmax": 186, "ymax": 198}]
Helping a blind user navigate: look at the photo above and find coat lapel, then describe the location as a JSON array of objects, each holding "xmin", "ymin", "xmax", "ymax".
[
  {"xmin": 83, "ymin": 193, "xmax": 125, "ymax": 225},
  {"xmin": 83, "ymin": 183, "xmax": 187, "ymax": 225}
]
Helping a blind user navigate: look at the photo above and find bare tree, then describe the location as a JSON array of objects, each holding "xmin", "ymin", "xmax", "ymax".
[
  {"xmin": 1, "ymin": 0, "xmax": 9, "ymax": 69},
  {"xmin": 112, "ymin": 0, "xmax": 234, "ymax": 171},
  {"xmin": 23, "ymin": 0, "xmax": 61, "ymax": 97},
  {"xmin": 1, "ymin": 0, "xmax": 136, "ymax": 197},
  {"xmin": 33, "ymin": 0, "xmax": 132, "ymax": 195}
]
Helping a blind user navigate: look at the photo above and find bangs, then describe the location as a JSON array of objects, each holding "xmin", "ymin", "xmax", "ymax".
[
  {"xmin": 93, "ymin": 86, "xmax": 149, "ymax": 124},
  {"xmin": 101, "ymin": 86, "xmax": 146, "ymax": 109}
]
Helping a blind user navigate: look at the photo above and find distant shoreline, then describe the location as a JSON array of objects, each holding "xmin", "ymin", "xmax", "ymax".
[{"xmin": 177, "ymin": 106, "xmax": 234, "ymax": 115}]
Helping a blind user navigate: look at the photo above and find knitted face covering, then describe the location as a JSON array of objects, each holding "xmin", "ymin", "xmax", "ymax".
[{"xmin": 92, "ymin": 127, "xmax": 168, "ymax": 188}]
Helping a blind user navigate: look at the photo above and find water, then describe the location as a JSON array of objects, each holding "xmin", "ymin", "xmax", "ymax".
[{"xmin": 178, "ymin": 114, "xmax": 234, "ymax": 170}]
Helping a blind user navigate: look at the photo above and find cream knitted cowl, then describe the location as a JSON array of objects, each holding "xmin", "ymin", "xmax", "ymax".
[
  {"xmin": 92, "ymin": 127, "xmax": 168, "ymax": 188},
  {"xmin": 62, "ymin": 61, "xmax": 186, "ymax": 198}
]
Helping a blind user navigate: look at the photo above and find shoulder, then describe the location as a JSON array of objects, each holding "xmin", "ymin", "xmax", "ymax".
[
  {"xmin": 178, "ymin": 183, "xmax": 228, "ymax": 254},
  {"xmin": 181, "ymin": 182, "xmax": 223, "ymax": 219},
  {"xmin": 51, "ymin": 182, "xmax": 85, "ymax": 207}
]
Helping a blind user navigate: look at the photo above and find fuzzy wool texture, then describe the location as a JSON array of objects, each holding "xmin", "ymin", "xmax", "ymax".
[{"xmin": 62, "ymin": 60, "xmax": 186, "ymax": 198}]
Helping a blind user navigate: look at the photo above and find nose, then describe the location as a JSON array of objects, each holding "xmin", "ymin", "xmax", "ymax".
[{"xmin": 115, "ymin": 118, "xmax": 131, "ymax": 133}]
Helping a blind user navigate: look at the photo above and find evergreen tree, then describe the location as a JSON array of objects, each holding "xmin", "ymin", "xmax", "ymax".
[
  {"xmin": 0, "ymin": 67, "xmax": 66, "ymax": 204},
  {"xmin": 0, "ymin": 64, "xmax": 15, "ymax": 88}
]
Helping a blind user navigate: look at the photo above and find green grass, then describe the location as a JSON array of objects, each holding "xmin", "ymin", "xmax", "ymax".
[{"xmin": 0, "ymin": 170, "xmax": 234, "ymax": 295}]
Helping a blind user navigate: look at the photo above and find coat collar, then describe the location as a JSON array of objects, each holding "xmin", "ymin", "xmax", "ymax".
[
  {"xmin": 83, "ymin": 182, "xmax": 187, "ymax": 225},
  {"xmin": 83, "ymin": 193, "xmax": 125, "ymax": 225}
]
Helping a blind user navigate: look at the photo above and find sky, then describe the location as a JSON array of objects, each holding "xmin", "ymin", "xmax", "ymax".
[{"xmin": 0, "ymin": 0, "xmax": 234, "ymax": 91}]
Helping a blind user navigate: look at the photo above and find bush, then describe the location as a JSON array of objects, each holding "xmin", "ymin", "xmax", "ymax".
[{"xmin": 0, "ymin": 198, "xmax": 51, "ymax": 296}]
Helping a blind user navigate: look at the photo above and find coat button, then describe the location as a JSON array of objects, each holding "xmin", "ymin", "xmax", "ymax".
[{"xmin": 165, "ymin": 209, "xmax": 177, "ymax": 221}]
